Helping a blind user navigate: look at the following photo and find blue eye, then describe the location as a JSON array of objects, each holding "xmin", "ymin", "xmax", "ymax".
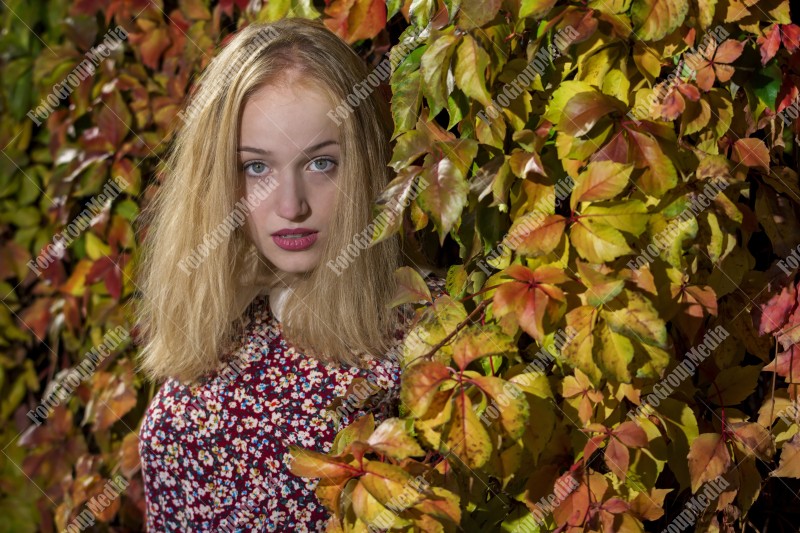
[
  {"xmin": 309, "ymin": 158, "xmax": 336, "ymax": 172},
  {"xmin": 243, "ymin": 161, "xmax": 269, "ymax": 177}
]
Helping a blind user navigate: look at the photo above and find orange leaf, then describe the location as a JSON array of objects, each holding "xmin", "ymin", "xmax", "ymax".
[
  {"xmin": 687, "ymin": 432, "xmax": 732, "ymax": 492},
  {"xmin": 732, "ymin": 138, "xmax": 770, "ymax": 171}
]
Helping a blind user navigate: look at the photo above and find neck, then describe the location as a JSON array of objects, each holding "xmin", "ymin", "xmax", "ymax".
[{"xmin": 269, "ymin": 286, "xmax": 290, "ymax": 322}]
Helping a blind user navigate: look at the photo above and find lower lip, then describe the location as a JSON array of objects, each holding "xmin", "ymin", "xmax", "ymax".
[{"xmin": 272, "ymin": 232, "xmax": 318, "ymax": 251}]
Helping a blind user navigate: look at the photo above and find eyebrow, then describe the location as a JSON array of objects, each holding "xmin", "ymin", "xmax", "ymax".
[{"xmin": 237, "ymin": 140, "xmax": 339, "ymax": 155}]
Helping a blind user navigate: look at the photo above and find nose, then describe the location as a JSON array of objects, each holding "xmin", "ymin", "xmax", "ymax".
[{"xmin": 274, "ymin": 168, "xmax": 309, "ymax": 220}]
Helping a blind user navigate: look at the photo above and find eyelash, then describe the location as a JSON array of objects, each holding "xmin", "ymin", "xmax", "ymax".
[{"xmin": 242, "ymin": 157, "xmax": 337, "ymax": 177}]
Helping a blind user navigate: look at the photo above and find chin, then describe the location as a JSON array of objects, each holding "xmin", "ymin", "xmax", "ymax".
[{"xmin": 267, "ymin": 253, "xmax": 320, "ymax": 275}]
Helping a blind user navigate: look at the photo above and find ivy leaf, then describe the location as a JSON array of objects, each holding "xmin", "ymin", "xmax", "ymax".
[
  {"xmin": 454, "ymin": 35, "xmax": 492, "ymax": 108},
  {"xmin": 420, "ymin": 34, "xmax": 459, "ymax": 117},
  {"xmin": 505, "ymin": 214, "xmax": 567, "ymax": 257},
  {"xmin": 452, "ymin": 324, "xmax": 515, "ymax": 370},
  {"xmin": 605, "ymin": 291, "xmax": 668, "ymax": 348},
  {"xmin": 771, "ymin": 433, "xmax": 800, "ymax": 478},
  {"xmin": 755, "ymin": 282, "xmax": 796, "ymax": 335},
  {"xmin": 687, "ymin": 433, "xmax": 732, "ymax": 492},
  {"xmin": 732, "ymin": 138, "xmax": 770, "ymax": 171},
  {"xmin": 571, "ymin": 161, "xmax": 634, "ymax": 210},
  {"xmin": 417, "ymin": 154, "xmax": 469, "ymax": 245},
  {"xmin": 469, "ymin": 375, "xmax": 530, "ymax": 438},
  {"xmin": 390, "ymin": 266, "xmax": 432, "ymax": 307},
  {"xmin": 372, "ymin": 167, "xmax": 425, "ymax": 245},
  {"xmin": 597, "ymin": 318, "xmax": 634, "ymax": 382},
  {"xmin": 351, "ymin": 479, "xmax": 404, "ymax": 527},
  {"xmin": 710, "ymin": 366, "xmax": 762, "ymax": 406},
  {"xmin": 571, "ymin": 219, "xmax": 633, "ymax": 263},
  {"xmin": 562, "ymin": 306, "xmax": 602, "ymax": 386},
  {"xmin": 401, "ymin": 362, "xmax": 452, "ymax": 417},
  {"xmin": 558, "ymin": 91, "xmax": 623, "ymax": 137},
  {"xmin": 729, "ymin": 421, "xmax": 775, "ymax": 461},
  {"xmin": 580, "ymin": 200, "xmax": 650, "ymax": 236},
  {"xmin": 288, "ymin": 446, "xmax": 359, "ymax": 483},
  {"xmin": 366, "ymin": 418, "xmax": 426, "ymax": 461},
  {"xmin": 323, "ymin": 0, "xmax": 387, "ymax": 43},
  {"xmin": 492, "ymin": 265, "xmax": 569, "ymax": 342},
  {"xmin": 441, "ymin": 391, "xmax": 493, "ymax": 469},
  {"xmin": 457, "ymin": 0, "xmax": 502, "ymax": 30},
  {"xmin": 626, "ymin": 128, "xmax": 678, "ymax": 196},
  {"xmin": 630, "ymin": 0, "xmax": 689, "ymax": 41},
  {"xmin": 520, "ymin": 0, "xmax": 557, "ymax": 18},
  {"xmin": 361, "ymin": 460, "xmax": 420, "ymax": 507}
]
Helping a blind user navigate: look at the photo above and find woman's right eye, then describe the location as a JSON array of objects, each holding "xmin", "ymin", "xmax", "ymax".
[{"xmin": 243, "ymin": 161, "xmax": 269, "ymax": 177}]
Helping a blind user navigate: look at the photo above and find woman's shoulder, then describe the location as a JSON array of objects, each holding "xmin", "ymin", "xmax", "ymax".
[{"xmin": 138, "ymin": 377, "xmax": 194, "ymax": 446}]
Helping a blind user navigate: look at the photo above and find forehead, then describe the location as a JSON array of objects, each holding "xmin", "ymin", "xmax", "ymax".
[{"xmin": 239, "ymin": 82, "xmax": 340, "ymax": 153}]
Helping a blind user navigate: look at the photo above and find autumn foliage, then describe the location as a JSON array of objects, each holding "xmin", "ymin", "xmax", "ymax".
[{"xmin": 2, "ymin": 0, "xmax": 800, "ymax": 531}]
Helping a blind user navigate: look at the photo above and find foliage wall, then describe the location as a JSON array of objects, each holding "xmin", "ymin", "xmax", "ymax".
[{"xmin": 1, "ymin": 0, "xmax": 799, "ymax": 531}]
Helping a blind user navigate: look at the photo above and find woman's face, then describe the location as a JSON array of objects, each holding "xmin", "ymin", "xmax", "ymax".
[{"xmin": 239, "ymin": 80, "xmax": 340, "ymax": 275}]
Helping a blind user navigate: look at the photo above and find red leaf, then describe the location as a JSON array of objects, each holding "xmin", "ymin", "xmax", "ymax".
[
  {"xmin": 756, "ymin": 283, "xmax": 797, "ymax": 335},
  {"xmin": 764, "ymin": 345, "xmax": 800, "ymax": 383},
  {"xmin": 612, "ymin": 421, "xmax": 648, "ymax": 448},
  {"xmin": 781, "ymin": 24, "xmax": 800, "ymax": 54},
  {"xmin": 714, "ymin": 39, "xmax": 745, "ymax": 63},
  {"xmin": 492, "ymin": 265, "xmax": 569, "ymax": 342},
  {"xmin": 758, "ymin": 24, "xmax": 781, "ymax": 65},
  {"xmin": 732, "ymin": 138, "xmax": 770, "ymax": 171},
  {"xmin": 324, "ymin": 0, "xmax": 387, "ymax": 44}
]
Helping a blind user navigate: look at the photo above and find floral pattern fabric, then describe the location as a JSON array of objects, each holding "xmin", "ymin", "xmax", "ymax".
[{"xmin": 138, "ymin": 274, "xmax": 446, "ymax": 532}]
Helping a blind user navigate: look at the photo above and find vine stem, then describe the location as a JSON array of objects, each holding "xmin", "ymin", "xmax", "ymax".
[
  {"xmin": 418, "ymin": 299, "xmax": 490, "ymax": 361},
  {"xmin": 711, "ymin": 380, "xmax": 728, "ymax": 441},
  {"xmin": 769, "ymin": 341, "xmax": 778, "ymax": 428}
]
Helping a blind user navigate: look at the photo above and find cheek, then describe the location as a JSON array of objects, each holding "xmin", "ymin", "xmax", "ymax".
[{"xmin": 245, "ymin": 204, "xmax": 271, "ymax": 236}]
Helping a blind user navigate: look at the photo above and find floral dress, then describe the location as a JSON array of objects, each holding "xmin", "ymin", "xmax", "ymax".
[{"xmin": 138, "ymin": 274, "xmax": 445, "ymax": 532}]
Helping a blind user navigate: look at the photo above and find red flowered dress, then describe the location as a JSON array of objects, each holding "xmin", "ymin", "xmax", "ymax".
[{"xmin": 138, "ymin": 274, "xmax": 446, "ymax": 532}]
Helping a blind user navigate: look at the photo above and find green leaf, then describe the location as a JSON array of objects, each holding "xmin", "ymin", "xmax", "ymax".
[
  {"xmin": 454, "ymin": 35, "xmax": 493, "ymax": 108},
  {"xmin": 631, "ymin": 0, "xmax": 689, "ymax": 41},
  {"xmin": 627, "ymin": 129, "xmax": 678, "ymax": 196},
  {"xmin": 390, "ymin": 266, "xmax": 432, "ymax": 307},
  {"xmin": 598, "ymin": 318, "xmax": 634, "ymax": 382},
  {"xmin": 442, "ymin": 391, "xmax": 493, "ymax": 469},
  {"xmin": 420, "ymin": 33, "xmax": 459, "ymax": 118},
  {"xmin": 417, "ymin": 154, "xmax": 469, "ymax": 244},
  {"xmin": 605, "ymin": 291, "xmax": 668, "ymax": 348},
  {"xmin": 367, "ymin": 418, "xmax": 426, "ymax": 460},
  {"xmin": 571, "ymin": 161, "xmax": 634, "ymax": 209},
  {"xmin": 571, "ymin": 219, "xmax": 633, "ymax": 263}
]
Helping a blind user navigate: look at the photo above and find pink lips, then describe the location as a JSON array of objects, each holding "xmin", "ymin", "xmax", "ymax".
[{"xmin": 271, "ymin": 228, "xmax": 318, "ymax": 251}]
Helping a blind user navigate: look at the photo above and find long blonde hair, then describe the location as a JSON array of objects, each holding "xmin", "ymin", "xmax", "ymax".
[{"xmin": 133, "ymin": 17, "xmax": 410, "ymax": 384}]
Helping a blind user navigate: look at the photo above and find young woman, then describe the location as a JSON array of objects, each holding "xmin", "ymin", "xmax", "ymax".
[{"xmin": 134, "ymin": 17, "xmax": 444, "ymax": 531}]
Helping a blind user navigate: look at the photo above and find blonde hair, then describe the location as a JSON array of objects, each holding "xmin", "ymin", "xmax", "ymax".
[{"xmin": 133, "ymin": 17, "xmax": 415, "ymax": 384}]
